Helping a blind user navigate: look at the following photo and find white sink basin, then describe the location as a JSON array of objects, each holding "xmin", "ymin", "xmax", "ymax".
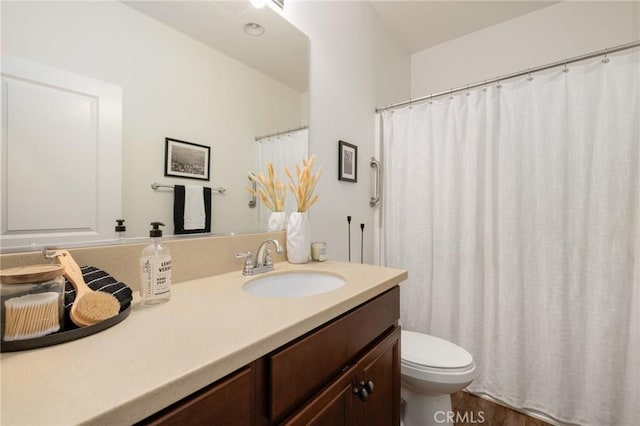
[{"xmin": 243, "ymin": 271, "xmax": 346, "ymax": 298}]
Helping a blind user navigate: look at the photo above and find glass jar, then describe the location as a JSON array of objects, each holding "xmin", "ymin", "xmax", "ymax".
[
  {"xmin": 0, "ymin": 265, "xmax": 65, "ymax": 342},
  {"xmin": 311, "ymin": 242, "xmax": 327, "ymax": 262}
]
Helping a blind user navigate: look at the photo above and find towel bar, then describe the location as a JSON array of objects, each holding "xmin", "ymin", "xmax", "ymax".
[{"xmin": 151, "ymin": 182, "xmax": 226, "ymax": 194}]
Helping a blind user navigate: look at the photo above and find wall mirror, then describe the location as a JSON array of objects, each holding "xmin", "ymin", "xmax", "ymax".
[{"xmin": 1, "ymin": 0, "xmax": 308, "ymax": 252}]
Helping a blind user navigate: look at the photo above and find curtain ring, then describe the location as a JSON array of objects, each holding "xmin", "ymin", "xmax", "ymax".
[
  {"xmin": 497, "ymin": 80, "xmax": 502, "ymax": 89},
  {"xmin": 527, "ymin": 70, "xmax": 534, "ymax": 81},
  {"xmin": 602, "ymin": 48, "xmax": 610, "ymax": 64},
  {"xmin": 563, "ymin": 61, "xmax": 569, "ymax": 73},
  {"xmin": 429, "ymin": 94, "xmax": 433, "ymax": 104},
  {"xmin": 482, "ymin": 80, "xmax": 488, "ymax": 92},
  {"xmin": 465, "ymin": 85, "xmax": 471, "ymax": 96},
  {"xmin": 449, "ymin": 89, "xmax": 454, "ymax": 100}
]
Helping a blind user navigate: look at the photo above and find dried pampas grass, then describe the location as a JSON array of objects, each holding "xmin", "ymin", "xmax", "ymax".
[
  {"xmin": 247, "ymin": 163, "xmax": 286, "ymax": 212},
  {"xmin": 285, "ymin": 155, "xmax": 322, "ymax": 212}
]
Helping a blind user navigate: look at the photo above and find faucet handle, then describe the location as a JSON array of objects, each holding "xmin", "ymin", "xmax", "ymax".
[{"xmin": 235, "ymin": 252, "xmax": 254, "ymax": 275}]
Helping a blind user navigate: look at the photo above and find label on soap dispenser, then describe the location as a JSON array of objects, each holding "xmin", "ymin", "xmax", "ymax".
[{"xmin": 140, "ymin": 255, "xmax": 172, "ymax": 296}]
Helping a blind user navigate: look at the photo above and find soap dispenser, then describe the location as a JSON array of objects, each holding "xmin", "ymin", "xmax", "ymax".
[
  {"xmin": 140, "ymin": 222, "xmax": 171, "ymax": 305},
  {"xmin": 115, "ymin": 219, "xmax": 126, "ymax": 240}
]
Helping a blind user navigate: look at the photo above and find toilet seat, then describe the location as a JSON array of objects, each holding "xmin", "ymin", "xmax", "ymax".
[
  {"xmin": 401, "ymin": 330, "xmax": 476, "ymax": 384},
  {"xmin": 401, "ymin": 330, "xmax": 474, "ymax": 369}
]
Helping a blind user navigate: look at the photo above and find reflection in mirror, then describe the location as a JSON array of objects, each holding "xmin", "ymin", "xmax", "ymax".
[
  {"xmin": 0, "ymin": 0, "xmax": 308, "ymax": 252},
  {"xmin": 255, "ymin": 126, "xmax": 309, "ymax": 232}
]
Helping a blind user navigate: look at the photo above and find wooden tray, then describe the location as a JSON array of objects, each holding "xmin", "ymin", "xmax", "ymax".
[{"xmin": 1, "ymin": 306, "xmax": 130, "ymax": 352}]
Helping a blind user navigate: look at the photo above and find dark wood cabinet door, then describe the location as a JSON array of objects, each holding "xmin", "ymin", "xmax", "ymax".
[
  {"xmin": 358, "ymin": 326, "xmax": 401, "ymax": 426},
  {"xmin": 282, "ymin": 365, "xmax": 357, "ymax": 426}
]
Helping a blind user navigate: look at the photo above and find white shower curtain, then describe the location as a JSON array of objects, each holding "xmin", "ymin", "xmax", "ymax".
[
  {"xmin": 256, "ymin": 128, "xmax": 309, "ymax": 230},
  {"xmin": 380, "ymin": 52, "xmax": 639, "ymax": 425}
]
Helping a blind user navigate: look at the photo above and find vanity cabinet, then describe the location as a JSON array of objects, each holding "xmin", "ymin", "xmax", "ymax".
[
  {"xmin": 282, "ymin": 326, "xmax": 400, "ymax": 426},
  {"xmin": 269, "ymin": 286, "xmax": 400, "ymax": 424},
  {"xmin": 141, "ymin": 286, "xmax": 400, "ymax": 426}
]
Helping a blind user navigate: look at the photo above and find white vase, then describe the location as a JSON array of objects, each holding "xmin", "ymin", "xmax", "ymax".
[
  {"xmin": 287, "ymin": 212, "xmax": 311, "ymax": 264},
  {"xmin": 268, "ymin": 211, "xmax": 287, "ymax": 232}
]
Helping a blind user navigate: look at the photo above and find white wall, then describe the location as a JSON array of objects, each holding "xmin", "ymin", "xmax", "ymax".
[
  {"xmin": 411, "ymin": 1, "xmax": 640, "ymax": 97},
  {"xmin": 2, "ymin": 1, "xmax": 304, "ymax": 238},
  {"xmin": 281, "ymin": 1, "xmax": 411, "ymax": 263}
]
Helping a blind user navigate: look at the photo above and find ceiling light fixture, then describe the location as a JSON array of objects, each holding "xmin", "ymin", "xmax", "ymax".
[{"xmin": 244, "ymin": 22, "xmax": 265, "ymax": 37}]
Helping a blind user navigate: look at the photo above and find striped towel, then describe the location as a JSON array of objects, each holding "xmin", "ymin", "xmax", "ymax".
[{"xmin": 63, "ymin": 266, "xmax": 133, "ymax": 330}]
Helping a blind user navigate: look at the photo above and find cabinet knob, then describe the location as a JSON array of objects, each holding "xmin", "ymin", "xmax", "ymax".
[
  {"xmin": 352, "ymin": 384, "xmax": 369, "ymax": 401},
  {"xmin": 352, "ymin": 380, "xmax": 375, "ymax": 402}
]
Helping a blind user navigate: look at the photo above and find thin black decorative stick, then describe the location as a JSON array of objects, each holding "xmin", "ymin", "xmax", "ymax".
[
  {"xmin": 360, "ymin": 223, "xmax": 365, "ymax": 264},
  {"xmin": 347, "ymin": 216, "xmax": 352, "ymax": 262}
]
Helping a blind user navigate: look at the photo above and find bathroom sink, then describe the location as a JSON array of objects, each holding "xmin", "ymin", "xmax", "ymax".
[{"xmin": 242, "ymin": 271, "xmax": 346, "ymax": 298}]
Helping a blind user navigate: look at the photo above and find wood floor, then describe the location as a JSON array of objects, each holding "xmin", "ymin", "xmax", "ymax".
[{"xmin": 451, "ymin": 391, "xmax": 552, "ymax": 426}]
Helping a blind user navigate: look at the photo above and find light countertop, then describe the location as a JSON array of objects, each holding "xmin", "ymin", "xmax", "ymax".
[{"xmin": 0, "ymin": 261, "xmax": 407, "ymax": 425}]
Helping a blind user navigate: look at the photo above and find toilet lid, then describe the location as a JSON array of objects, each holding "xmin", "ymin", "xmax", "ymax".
[{"xmin": 401, "ymin": 330, "xmax": 473, "ymax": 369}]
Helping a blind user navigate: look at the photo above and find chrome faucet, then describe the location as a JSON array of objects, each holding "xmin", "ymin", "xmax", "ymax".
[{"xmin": 236, "ymin": 239, "xmax": 283, "ymax": 276}]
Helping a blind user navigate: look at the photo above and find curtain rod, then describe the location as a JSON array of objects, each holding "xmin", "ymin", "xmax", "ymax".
[
  {"xmin": 376, "ymin": 40, "xmax": 640, "ymax": 113},
  {"xmin": 255, "ymin": 125, "xmax": 308, "ymax": 141}
]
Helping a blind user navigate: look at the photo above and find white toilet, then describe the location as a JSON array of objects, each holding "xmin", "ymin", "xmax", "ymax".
[{"xmin": 401, "ymin": 330, "xmax": 476, "ymax": 426}]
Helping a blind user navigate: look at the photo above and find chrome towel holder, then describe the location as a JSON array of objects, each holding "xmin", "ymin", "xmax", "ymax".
[{"xmin": 151, "ymin": 182, "xmax": 226, "ymax": 194}]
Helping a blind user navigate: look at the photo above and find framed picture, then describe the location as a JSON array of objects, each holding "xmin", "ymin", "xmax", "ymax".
[
  {"xmin": 164, "ymin": 137, "xmax": 210, "ymax": 181},
  {"xmin": 338, "ymin": 140, "xmax": 357, "ymax": 182}
]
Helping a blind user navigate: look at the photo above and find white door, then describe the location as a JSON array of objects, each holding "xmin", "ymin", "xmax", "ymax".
[{"xmin": 1, "ymin": 55, "xmax": 122, "ymax": 250}]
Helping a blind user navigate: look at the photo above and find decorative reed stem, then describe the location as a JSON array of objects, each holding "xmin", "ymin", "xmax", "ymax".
[{"xmin": 285, "ymin": 155, "xmax": 322, "ymax": 212}]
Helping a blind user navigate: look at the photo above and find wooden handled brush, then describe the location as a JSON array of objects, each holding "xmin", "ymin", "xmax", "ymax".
[{"xmin": 53, "ymin": 250, "xmax": 120, "ymax": 327}]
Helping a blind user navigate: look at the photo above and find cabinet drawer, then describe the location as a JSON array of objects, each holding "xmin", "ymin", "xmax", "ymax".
[
  {"xmin": 268, "ymin": 287, "xmax": 399, "ymax": 421},
  {"xmin": 141, "ymin": 366, "xmax": 254, "ymax": 426}
]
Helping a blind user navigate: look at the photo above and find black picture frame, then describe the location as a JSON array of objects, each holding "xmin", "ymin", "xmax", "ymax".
[
  {"xmin": 338, "ymin": 140, "xmax": 357, "ymax": 182},
  {"xmin": 164, "ymin": 137, "xmax": 210, "ymax": 181}
]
